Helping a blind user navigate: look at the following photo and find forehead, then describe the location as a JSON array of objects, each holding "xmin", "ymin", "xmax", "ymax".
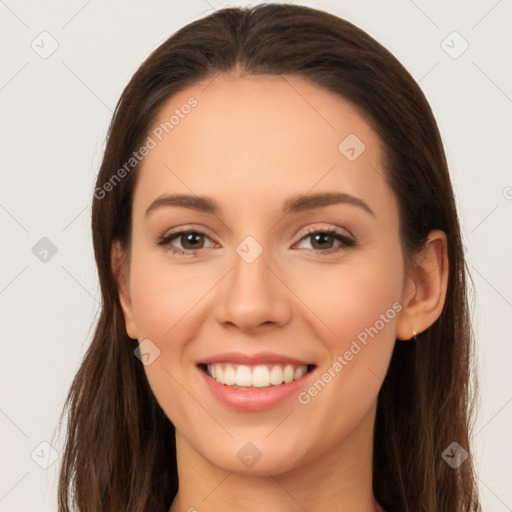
[{"xmin": 134, "ymin": 73, "xmax": 395, "ymax": 222}]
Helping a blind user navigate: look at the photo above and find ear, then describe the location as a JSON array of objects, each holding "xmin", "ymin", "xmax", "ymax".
[
  {"xmin": 396, "ymin": 230, "xmax": 449, "ymax": 340},
  {"xmin": 111, "ymin": 240, "xmax": 138, "ymax": 340}
]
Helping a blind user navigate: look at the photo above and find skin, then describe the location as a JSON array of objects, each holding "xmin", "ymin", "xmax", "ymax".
[{"xmin": 112, "ymin": 72, "xmax": 449, "ymax": 512}]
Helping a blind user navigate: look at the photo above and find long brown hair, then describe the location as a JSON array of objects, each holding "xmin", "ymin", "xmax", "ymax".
[{"xmin": 56, "ymin": 4, "xmax": 479, "ymax": 511}]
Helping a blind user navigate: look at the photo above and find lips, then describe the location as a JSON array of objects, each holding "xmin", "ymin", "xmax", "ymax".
[{"xmin": 196, "ymin": 351, "xmax": 317, "ymax": 411}]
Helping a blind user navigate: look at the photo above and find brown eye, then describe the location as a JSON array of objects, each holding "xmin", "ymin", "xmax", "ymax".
[
  {"xmin": 158, "ymin": 230, "xmax": 214, "ymax": 255},
  {"xmin": 309, "ymin": 232, "xmax": 336, "ymax": 250},
  {"xmin": 296, "ymin": 228, "xmax": 355, "ymax": 255},
  {"xmin": 176, "ymin": 232, "xmax": 205, "ymax": 250}
]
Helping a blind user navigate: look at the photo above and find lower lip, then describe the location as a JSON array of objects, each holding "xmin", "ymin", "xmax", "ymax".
[{"xmin": 198, "ymin": 366, "xmax": 315, "ymax": 412}]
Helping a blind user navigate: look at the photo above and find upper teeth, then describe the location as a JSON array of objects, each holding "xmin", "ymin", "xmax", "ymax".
[{"xmin": 206, "ymin": 363, "xmax": 308, "ymax": 388}]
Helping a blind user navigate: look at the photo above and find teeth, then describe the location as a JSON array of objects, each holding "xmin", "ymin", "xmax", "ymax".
[
  {"xmin": 283, "ymin": 365, "xmax": 294, "ymax": 383},
  {"xmin": 294, "ymin": 365, "xmax": 307, "ymax": 380},
  {"xmin": 235, "ymin": 365, "xmax": 252, "ymax": 386},
  {"xmin": 269, "ymin": 365, "xmax": 283, "ymax": 385},
  {"xmin": 206, "ymin": 363, "xmax": 310, "ymax": 388},
  {"xmin": 224, "ymin": 365, "xmax": 236, "ymax": 385},
  {"xmin": 252, "ymin": 365, "xmax": 270, "ymax": 388}
]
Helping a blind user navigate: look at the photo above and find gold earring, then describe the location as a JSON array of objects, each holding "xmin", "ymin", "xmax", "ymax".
[{"xmin": 411, "ymin": 330, "xmax": 418, "ymax": 340}]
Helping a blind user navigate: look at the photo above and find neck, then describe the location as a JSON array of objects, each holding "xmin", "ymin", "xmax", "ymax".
[{"xmin": 168, "ymin": 404, "xmax": 383, "ymax": 512}]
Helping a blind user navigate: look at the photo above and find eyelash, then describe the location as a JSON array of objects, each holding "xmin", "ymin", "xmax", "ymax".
[{"xmin": 157, "ymin": 227, "xmax": 355, "ymax": 257}]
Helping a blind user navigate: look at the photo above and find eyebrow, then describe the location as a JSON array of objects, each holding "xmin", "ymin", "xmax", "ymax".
[{"xmin": 145, "ymin": 192, "xmax": 375, "ymax": 218}]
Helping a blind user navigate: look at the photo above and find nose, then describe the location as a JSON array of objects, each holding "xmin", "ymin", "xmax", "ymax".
[{"xmin": 214, "ymin": 240, "xmax": 292, "ymax": 334}]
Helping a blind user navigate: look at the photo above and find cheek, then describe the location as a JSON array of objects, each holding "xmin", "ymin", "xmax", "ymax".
[
  {"xmin": 128, "ymin": 247, "xmax": 207, "ymax": 339},
  {"xmin": 291, "ymin": 253, "xmax": 403, "ymax": 349}
]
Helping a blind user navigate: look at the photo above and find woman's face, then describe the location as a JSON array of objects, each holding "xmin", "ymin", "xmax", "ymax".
[{"xmin": 119, "ymin": 73, "xmax": 410, "ymax": 475}]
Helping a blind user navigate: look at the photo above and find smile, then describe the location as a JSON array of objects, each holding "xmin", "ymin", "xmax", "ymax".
[{"xmin": 196, "ymin": 353, "xmax": 317, "ymax": 411}]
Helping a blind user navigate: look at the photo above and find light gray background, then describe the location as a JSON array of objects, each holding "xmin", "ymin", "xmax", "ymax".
[{"xmin": 1, "ymin": 1, "xmax": 511, "ymax": 510}]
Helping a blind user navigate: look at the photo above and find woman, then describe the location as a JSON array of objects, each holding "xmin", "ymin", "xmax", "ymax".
[{"xmin": 57, "ymin": 4, "xmax": 479, "ymax": 511}]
